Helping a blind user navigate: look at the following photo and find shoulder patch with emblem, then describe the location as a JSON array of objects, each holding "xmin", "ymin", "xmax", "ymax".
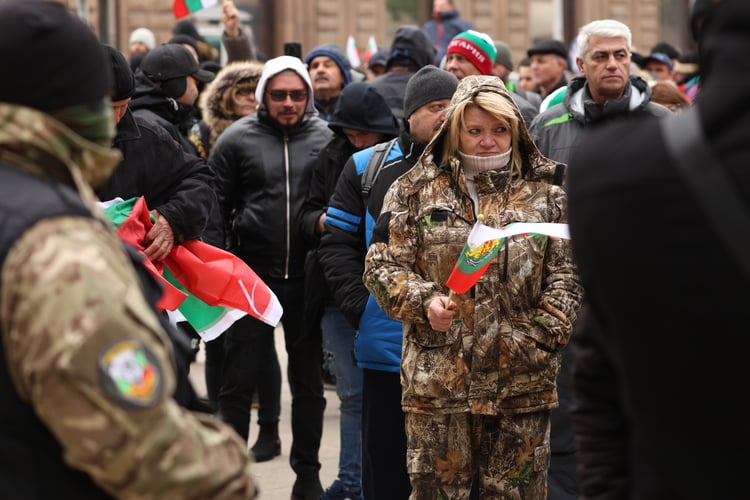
[{"xmin": 99, "ymin": 340, "xmax": 163, "ymax": 407}]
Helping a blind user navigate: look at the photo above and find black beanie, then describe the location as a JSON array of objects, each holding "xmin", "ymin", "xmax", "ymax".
[
  {"xmin": 328, "ymin": 82, "xmax": 399, "ymax": 136},
  {"xmin": 0, "ymin": 1, "xmax": 110, "ymax": 111},
  {"xmin": 403, "ymin": 65, "xmax": 459, "ymax": 119},
  {"xmin": 102, "ymin": 44, "xmax": 135, "ymax": 101}
]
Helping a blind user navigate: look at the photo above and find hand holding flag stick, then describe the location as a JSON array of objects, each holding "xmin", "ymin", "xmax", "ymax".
[{"xmin": 428, "ymin": 294, "xmax": 457, "ymax": 332}]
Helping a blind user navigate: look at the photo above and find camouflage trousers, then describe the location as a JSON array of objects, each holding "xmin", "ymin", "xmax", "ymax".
[{"xmin": 405, "ymin": 411, "xmax": 550, "ymax": 499}]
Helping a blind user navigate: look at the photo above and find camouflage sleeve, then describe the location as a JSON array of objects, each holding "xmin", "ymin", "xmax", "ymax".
[
  {"xmin": 364, "ymin": 182, "xmax": 443, "ymax": 324},
  {"xmin": 533, "ymin": 185, "xmax": 584, "ymax": 347},
  {"xmin": 0, "ymin": 216, "xmax": 257, "ymax": 499}
]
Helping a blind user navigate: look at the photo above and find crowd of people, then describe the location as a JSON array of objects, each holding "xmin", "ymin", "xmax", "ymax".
[{"xmin": 2, "ymin": 0, "xmax": 742, "ymax": 499}]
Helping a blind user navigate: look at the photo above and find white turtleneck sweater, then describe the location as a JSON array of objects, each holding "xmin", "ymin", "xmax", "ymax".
[{"xmin": 458, "ymin": 148, "xmax": 512, "ymax": 211}]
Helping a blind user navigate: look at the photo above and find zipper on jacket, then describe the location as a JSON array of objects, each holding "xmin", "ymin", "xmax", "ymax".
[{"xmin": 283, "ymin": 134, "xmax": 291, "ymax": 279}]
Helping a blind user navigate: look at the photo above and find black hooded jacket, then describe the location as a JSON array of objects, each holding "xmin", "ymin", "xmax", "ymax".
[{"xmin": 369, "ymin": 25, "xmax": 436, "ymax": 120}]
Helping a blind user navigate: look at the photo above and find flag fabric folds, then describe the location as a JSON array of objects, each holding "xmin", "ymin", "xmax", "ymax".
[
  {"xmin": 173, "ymin": 0, "xmax": 218, "ymax": 19},
  {"xmin": 102, "ymin": 197, "xmax": 283, "ymax": 336},
  {"xmin": 445, "ymin": 221, "xmax": 570, "ymax": 294},
  {"xmin": 363, "ymin": 35, "xmax": 378, "ymax": 64},
  {"xmin": 346, "ymin": 35, "xmax": 361, "ymax": 68}
]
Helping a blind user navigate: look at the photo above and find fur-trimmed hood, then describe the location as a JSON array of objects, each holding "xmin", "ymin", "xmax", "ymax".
[{"xmin": 199, "ymin": 60, "xmax": 264, "ymax": 146}]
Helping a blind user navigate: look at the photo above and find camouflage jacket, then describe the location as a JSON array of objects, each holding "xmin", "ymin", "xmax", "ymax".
[
  {"xmin": 0, "ymin": 103, "xmax": 257, "ymax": 498},
  {"xmin": 364, "ymin": 76, "xmax": 583, "ymax": 416}
]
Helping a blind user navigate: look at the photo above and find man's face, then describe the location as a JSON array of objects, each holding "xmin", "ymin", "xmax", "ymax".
[
  {"xmin": 577, "ymin": 36, "xmax": 631, "ymax": 102},
  {"xmin": 644, "ymin": 61, "xmax": 672, "ymax": 81},
  {"xmin": 530, "ymin": 53, "xmax": 566, "ymax": 88},
  {"xmin": 491, "ymin": 62, "xmax": 510, "ymax": 81},
  {"xmin": 308, "ymin": 56, "xmax": 344, "ymax": 98},
  {"xmin": 263, "ymin": 70, "xmax": 308, "ymax": 127},
  {"xmin": 342, "ymin": 129, "xmax": 385, "ymax": 150},
  {"xmin": 407, "ymin": 98, "xmax": 452, "ymax": 144},
  {"xmin": 433, "ymin": 0, "xmax": 452, "ymax": 13},
  {"xmin": 517, "ymin": 65, "xmax": 536, "ymax": 92},
  {"xmin": 111, "ymin": 98, "xmax": 130, "ymax": 125},
  {"xmin": 445, "ymin": 53, "xmax": 481, "ymax": 80},
  {"xmin": 130, "ymin": 41, "xmax": 149, "ymax": 55}
]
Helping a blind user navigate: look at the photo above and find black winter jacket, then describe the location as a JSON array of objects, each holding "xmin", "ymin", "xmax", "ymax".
[
  {"xmin": 98, "ymin": 109, "xmax": 215, "ymax": 244},
  {"xmin": 210, "ymin": 110, "xmax": 333, "ymax": 279},
  {"xmin": 130, "ymin": 72, "xmax": 201, "ymax": 157}
]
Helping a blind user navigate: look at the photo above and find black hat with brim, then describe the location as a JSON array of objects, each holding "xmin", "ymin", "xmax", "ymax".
[{"xmin": 141, "ymin": 43, "xmax": 215, "ymax": 84}]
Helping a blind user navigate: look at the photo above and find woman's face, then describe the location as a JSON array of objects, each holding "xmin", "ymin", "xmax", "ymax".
[
  {"xmin": 232, "ymin": 83, "xmax": 258, "ymax": 116},
  {"xmin": 458, "ymin": 106, "xmax": 512, "ymax": 156}
]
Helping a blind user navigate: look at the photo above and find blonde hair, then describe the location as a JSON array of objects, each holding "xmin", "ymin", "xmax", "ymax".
[{"xmin": 442, "ymin": 90, "xmax": 523, "ymax": 178}]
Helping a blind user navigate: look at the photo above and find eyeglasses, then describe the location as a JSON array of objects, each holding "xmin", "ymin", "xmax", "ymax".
[
  {"xmin": 266, "ymin": 90, "xmax": 308, "ymax": 102},
  {"xmin": 234, "ymin": 85, "xmax": 257, "ymax": 98}
]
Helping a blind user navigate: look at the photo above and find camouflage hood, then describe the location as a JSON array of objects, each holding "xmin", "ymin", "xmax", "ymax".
[
  {"xmin": 408, "ymin": 75, "xmax": 562, "ymax": 193},
  {"xmin": 199, "ymin": 60, "xmax": 265, "ymax": 147},
  {"xmin": 0, "ymin": 103, "xmax": 122, "ymax": 210}
]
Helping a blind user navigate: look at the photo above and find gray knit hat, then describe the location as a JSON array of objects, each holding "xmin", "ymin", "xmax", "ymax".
[
  {"xmin": 403, "ymin": 65, "xmax": 459, "ymax": 119},
  {"xmin": 494, "ymin": 40, "xmax": 514, "ymax": 70}
]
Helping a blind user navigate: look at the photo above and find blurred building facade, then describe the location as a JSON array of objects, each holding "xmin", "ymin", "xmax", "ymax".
[{"xmin": 60, "ymin": 0, "xmax": 691, "ymax": 72}]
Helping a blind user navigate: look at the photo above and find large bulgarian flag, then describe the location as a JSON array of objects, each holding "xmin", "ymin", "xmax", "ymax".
[
  {"xmin": 101, "ymin": 197, "xmax": 283, "ymax": 340},
  {"xmin": 173, "ymin": 0, "xmax": 218, "ymax": 19},
  {"xmin": 445, "ymin": 221, "xmax": 571, "ymax": 294}
]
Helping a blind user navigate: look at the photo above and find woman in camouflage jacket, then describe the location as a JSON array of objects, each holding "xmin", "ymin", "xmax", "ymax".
[{"xmin": 364, "ymin": 75, "xmax": 583, "ymax": 499}]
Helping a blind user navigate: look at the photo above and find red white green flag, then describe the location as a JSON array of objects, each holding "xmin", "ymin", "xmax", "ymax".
[
  {"xmin": 445, "ymin": 221, "xmax": 570, "ymax": 294},
  {"xmin": 101, "ymin": 197, "xmax": 283, "ymax": 339},
  {"xmin": 363, "ymin": 35, "xmax": 378, "ymax": 64},
  {"xmin": 346, "ymin": 35, "xmax": 361, "ymax": 68},
  {"xmin": 173, "ymin": 0, "xmax": 218, "ymax": 19}
]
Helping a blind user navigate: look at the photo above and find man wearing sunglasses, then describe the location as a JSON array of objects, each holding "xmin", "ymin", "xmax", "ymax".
[{"xmin": 209, "ymin": 55, "xmax": 334, "ymax": 500}]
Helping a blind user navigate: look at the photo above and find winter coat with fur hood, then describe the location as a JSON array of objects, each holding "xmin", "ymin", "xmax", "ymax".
[{"xmin": 191, "ymin": 60, "xmax": 264, "ymax": 159}]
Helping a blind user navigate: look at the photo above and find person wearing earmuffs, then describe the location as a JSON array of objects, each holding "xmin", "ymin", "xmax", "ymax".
[{"xmin": 130, "ymin": 43, "xmax": 215, "ymax": 158}]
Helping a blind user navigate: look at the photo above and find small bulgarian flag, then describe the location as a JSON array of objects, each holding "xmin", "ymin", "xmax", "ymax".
[
  {"xmin": 445, "ymin": 221, "xmax": 570, "ymax": 294},
  {"xmin": 173, "ymin": 0, "xmax": 218, "ymax": 19},
  {"xmin": 363, "ymin": 35, "xmax": 378, "ymax": 64},
  {"xmin": 346, "ymin": 35, "xmax": 361, "ymax": 69}
]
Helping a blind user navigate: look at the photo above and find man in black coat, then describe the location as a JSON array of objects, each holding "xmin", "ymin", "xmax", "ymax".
[
  {"xmin": 98, "ymin": 45, "xmax": 216, "ymax": 410},
  {"xmin": 567, "ymin": 1, "xmax": 749, "ymax": 498},
  {"xmin": 98, "ymin": 45, "xmax": 215, "ymax": 267}
]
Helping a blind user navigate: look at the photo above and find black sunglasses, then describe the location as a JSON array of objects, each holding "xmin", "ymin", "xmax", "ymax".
[{"xmin": 266, "ymin": 90, "xmax": 308, "ymax": 102}]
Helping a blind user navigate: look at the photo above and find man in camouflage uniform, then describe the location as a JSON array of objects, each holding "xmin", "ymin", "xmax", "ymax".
[
  {"xmin": 364, "ymin": 75, "xmax": 583, "ymax": 498},
  {"xmin": 0, "ymin": 2, "xmax": 256, "ymax": 497}
]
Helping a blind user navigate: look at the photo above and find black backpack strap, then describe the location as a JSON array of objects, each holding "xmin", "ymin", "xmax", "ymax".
[
  {"xmin": 361, "ymin": 138, "xmax": 397, "ymax": 203},
  {"xmin": 660, "ymin": 107, "xmax": 750, "ymax": 279}
]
